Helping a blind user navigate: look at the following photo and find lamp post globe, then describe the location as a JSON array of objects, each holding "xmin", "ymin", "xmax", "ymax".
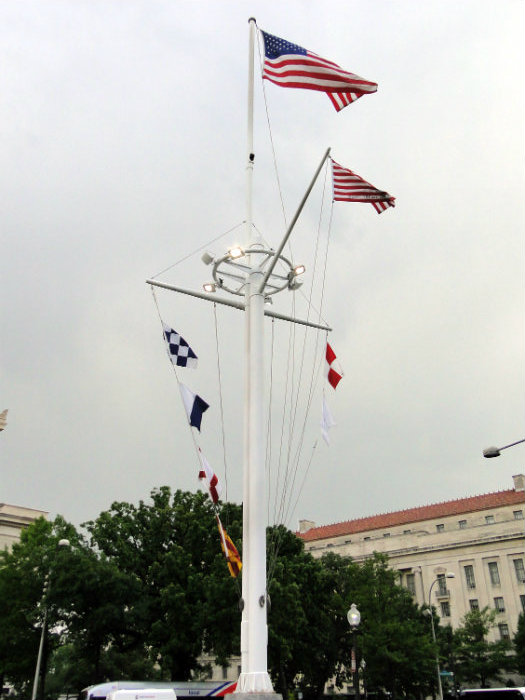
[{"xmin": 347, "ymin": 604, "xmax": 361, "ymax": 700}]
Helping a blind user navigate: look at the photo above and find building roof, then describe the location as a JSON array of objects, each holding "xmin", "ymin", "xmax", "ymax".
[{"xmin": 298, "ymin": 488, "xmax": 525, "ymax": 542}]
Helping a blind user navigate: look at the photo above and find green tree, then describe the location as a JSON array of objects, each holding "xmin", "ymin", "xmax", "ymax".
[
  {"xmin": 266, "ymin": 526, "xmax": 333, "ymax": 699},
  {"xmin": 0, "ymin": 515, "xmax": 80, "ymax": 697},
  {"xmin": 453, "ymin": 607, "xmax": 513, "ymax": 687},
  {"xmin": 513, "ymin": 613, "xmax": 524, "ymax": 675},
  {"xmin": 84, "ymin": 487, "xmax": 242, "ymax": 680}
]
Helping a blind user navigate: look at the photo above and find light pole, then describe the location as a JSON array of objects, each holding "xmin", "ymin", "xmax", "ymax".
[
  {"xmin": 31, "ymin": 538, "xmax": 70, "ymax": 700},
  {"xmin": 426, "ymin": 573, "xmax": 455, "ymax": 700},
  {"xmin": 347, "ymin": 603, "xmax": 361, "ymax": 700},
  {"xmin": 483, "ymin": 438, "xmax": 525, "ymax": 458}
]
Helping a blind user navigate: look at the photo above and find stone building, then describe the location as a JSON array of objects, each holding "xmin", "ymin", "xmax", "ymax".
[
  {"xmin": 0, "ymin": 502, "xmax": 48, "ymax": 551},
  {"xmin": 298, "ymin": 474, "xmax": 525, "ymax": 642}
]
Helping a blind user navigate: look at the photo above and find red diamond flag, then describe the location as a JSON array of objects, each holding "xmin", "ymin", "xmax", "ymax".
[{"xmin": 326, "ymin": 342, "xmax": 342, "ymax": 389}]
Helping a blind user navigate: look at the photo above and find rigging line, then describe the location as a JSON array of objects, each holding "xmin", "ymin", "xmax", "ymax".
[
  {"xmin": 271, "ymin": 297, "xmax": 295, "ymax": 525},
  {"xmin": 282, "ymin": 183, "xmax": 334, "ymax": 526},
  {"xmin": 281, "ymin": 355, "xmax": 324, "ymax": 528},
  {"xmin": 265, "ymin": 319, "xmax": 276, "ymax": 525},
  {"xmin": 276, "ymin": 163, "xmax": 329, "ymax": 528},
  {"xmin": 283, "ymin": 161, "xmax": 328, "ymax": 448},
  {"xmin": 275, "ymin": 289, "xmax": 298, "ymax": 523},
  {"xmin": 213, "ymin": 303, "xmax": 230, "ymax": 507},
  {"xmin": 149, "ymin": 221, "xmax": 246, "ymax": 279},
  {"xmin": 265, "ymin": 320, "xmax": 280, "ymax": 581},
  {"xmin": 256, "ymin": 27, "xmax": 288, "ymax": 233},
  {"xmin": 267, "ymin": 441, "xmax": 319, "ymax": 587},
  {"xmin": 285, "ymin": 440, "xmax": 319, "ymax": 533},
  {"xmin": 151, "ymin": 287, "xmax": 241, "ymax": 596}
]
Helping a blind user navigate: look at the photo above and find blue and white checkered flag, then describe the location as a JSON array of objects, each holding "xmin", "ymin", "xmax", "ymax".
[{"xmin": 163, "ymin": 323, "xmax": 198, "ymax": 369}]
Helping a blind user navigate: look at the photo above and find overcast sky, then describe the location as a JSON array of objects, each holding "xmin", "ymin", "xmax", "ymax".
[{"xmin": 1, "ymin": 1, "xmax": 524, "ymax": 533}]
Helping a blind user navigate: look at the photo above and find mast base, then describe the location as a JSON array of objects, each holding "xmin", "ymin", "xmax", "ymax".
[{"xmin": 236, "ymin": 673, "xmax": 277, "ymax": 695}]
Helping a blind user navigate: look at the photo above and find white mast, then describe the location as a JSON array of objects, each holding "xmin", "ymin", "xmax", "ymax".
[
  {"xmin": 147, "ymin": 17, "xmax": 331, "ymax": 698},
  {"xmin": 237, "ymin": 17, "xmax": 274, "ymax": 695}
]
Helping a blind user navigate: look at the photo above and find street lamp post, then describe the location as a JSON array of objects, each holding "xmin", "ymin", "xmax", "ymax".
[
  {"xmin": 347, "ymin": 603, "xmax": 361, "ymax": 700},
  {"xmin": 31, "ymin": 538, "xmax": 70, "ymax": 700},
  {"xmin": 483, "ymin": 438, "xmax": 525, "ymax": 458},
  {"xmin": 427, "ymin": 573, "xmax": 455, "ymax": 700}
]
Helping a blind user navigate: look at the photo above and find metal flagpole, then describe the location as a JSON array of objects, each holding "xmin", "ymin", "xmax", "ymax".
[
  {"xmin": 237, "ymin": 17, "xmax": 275, "ymax": 696},
  {"xmin": 146, "ymin": 20, "xmax": 331, "ymax": 698}
]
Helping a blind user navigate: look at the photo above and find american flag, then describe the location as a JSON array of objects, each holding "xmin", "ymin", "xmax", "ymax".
[
  {"xmin": 261, "ymin": 30, "xmax": 377, "ymax": 112},
  {"xmin": 331, "ymin": 159, "xmax": 395, "ymax": 214}
]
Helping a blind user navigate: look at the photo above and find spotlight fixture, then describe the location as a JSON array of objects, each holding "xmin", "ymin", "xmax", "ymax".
[
  {"xmin": 201, "ymin": 251, "xmax": 214, "ymax": 265},
  {"xmin": 203, "ymin": 282, "xmax": 216, "ymax": 293},
  {"xmin": 228, "ymin": 246, "xmax": 244, "ymax": 259},
  {"xmin": 293, "ymin": 264, "xmax": 306, "ymax": 276}
]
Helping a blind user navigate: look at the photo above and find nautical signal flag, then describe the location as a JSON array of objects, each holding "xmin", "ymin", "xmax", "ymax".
[
  {"xmin": 261, "ymin": 30, "xmax": 377, "ymax": 112},
  {"xmin": 163, "ymin": 323, "xmax": 198, "ymax": 368},
  {"xmin": 321, "ymin": 397, "xmax": 336, "ymax": 445},
  {"xmin": 179, "ymin": 383, "xmax": 209, "ymax": 432},
  {"xmin": 331, "ymin": 159, "xmax": 395, "ymax": 214},
  {"xmin": 198, "ymin": 449, "xmax": 222, "ymax": 504},
  {"xmin": 216, "ymin": 517, "xmax": 242, "ymax": 578},
  {"xmin": 326, "ymin": 343, "xmax": 343, "ymax": 389}
]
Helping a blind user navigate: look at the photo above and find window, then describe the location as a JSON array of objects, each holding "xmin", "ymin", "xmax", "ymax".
[
  {"xmin": 488, "ymin": 562, "xmax": 501, "ymax": 586},
  {"xmin": 520, "ymin": 594, "xmax": 525, "ymax": 612},
  {"xmin": 464, "ymin": 564, "xmax": 476, "ymax": 589},
  {"xmin": 513, "ymin": 510, "xmax": 524, "ymax": 520},
  {"xmin": 437, "ymin": 574, "xmax": 448, "ymax": 596},
  {"xmin": 459, "ymin": 519, "xmax": 467, "ymax": 529},
  {"xmin": 406, "ymin": 573, "xmax": 416, "ymax": 595},
  {"xmin": 485, "ymin": 515, "xmax": 495, "ymax": 524},
  {"xmin": 514, "ymin": 558, "xmax": 525, "ymax": 584},
  {"xmin": 494, "ymin": 596, "xmax": 505, "ymax": 613},
  {"xmin": 440, "ymin": 601, "xmax": 451, "ymax": 617},
  {"xmin": 469, "ymin": 599, "xmax": 479, "ymax": 611},
  {"xmin": 383, "ymin": 532, "xmax": 391, "ymax": 538},
  {"xmin": 222, "ymin": 666, "xmax": 228, "ymax": 680},
  {"xmin": 436, "ymin": 523, "xmax": 444, "ymax": 532},
  {"xmin": 364, "ymin": 536, "xmax": 371, "ymax": 541},
  {"xmin": 403, "ymin": 529, "xmax": 411, "ymax": 534},
  {"xmin": 498, "ymin": 623, "xmax": 510, "ymax": 640}
]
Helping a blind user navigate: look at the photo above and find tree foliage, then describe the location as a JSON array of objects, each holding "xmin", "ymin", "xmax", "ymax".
[
  {"xmin": 452, "ymin": 607, "xmax": 513, "ymax": 688},
  {"xmin": 2, "ymin": 489, "xmax": 518, "ymax": 699}
]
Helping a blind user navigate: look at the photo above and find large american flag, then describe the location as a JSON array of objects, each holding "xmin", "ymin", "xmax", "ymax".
[
  {"xmin": 261, "ymin": 30, "xmax": 377, "ymax": 112},
  {"xmin": 331, "ymin": 159, "xmax": 395, "ymax": 214}
]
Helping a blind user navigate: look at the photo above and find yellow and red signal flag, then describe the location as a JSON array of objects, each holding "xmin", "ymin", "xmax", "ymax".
[{"xmin": 216, "ymin": 516, "xmax": 242, "ymax": 578}]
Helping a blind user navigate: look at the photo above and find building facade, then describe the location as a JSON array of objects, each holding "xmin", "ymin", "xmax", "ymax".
[
  {"xmin": 0, "ymin": 503, "xmax": 48, "ymax": 551},
  {"xmin": 298, "ymin": 474, "xmax": 525, "ymax": 642}
]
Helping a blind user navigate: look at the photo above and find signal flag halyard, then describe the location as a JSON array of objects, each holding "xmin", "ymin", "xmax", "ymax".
[{"xmin": 261, "ymin": 30, "xmax": 377, "ymax": 112}]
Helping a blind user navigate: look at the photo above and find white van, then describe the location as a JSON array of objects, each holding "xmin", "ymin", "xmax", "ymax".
[{"xmin": 107, "ymin": 690, "xmax": 176, "ymax": 700}]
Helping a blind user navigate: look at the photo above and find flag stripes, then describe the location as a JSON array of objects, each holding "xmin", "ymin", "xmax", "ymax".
[
  {"xmin": 261, "ymin": 30, "xmax": 377, "ymax": 112},
  {"xmin": 331, "ymin": 159, "xmax": 395, "ymax": 214}
]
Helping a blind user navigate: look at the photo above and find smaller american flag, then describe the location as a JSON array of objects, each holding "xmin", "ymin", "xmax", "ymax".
[
  {"xmin": 261, "ymin": 30, "xmax": 377, "ymax": 112},
  {"xmin": 331, "ymin": 159, "xmax": 395, "ymax": 214}
]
